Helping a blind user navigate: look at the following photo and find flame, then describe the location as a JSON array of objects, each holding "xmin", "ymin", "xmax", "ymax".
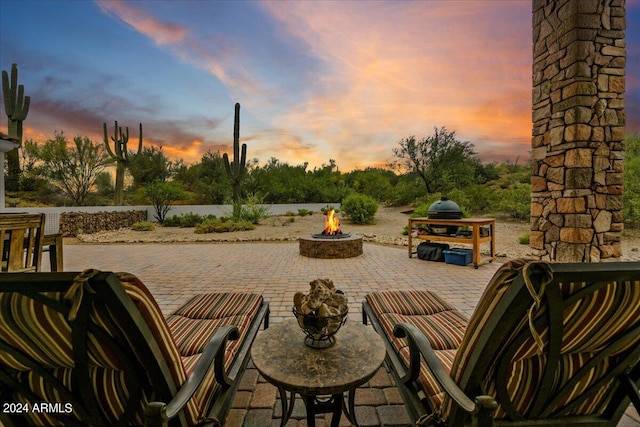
[{"xmin": 323, "ymin": 210, "xmax": 342, "ymax": 235}]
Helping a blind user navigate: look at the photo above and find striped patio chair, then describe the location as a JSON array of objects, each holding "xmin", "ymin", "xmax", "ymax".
[
  {"xmin": 363, "ymin": 259, "xmax": 640, "ymax": 426},
  {"xmin": 0, "ymin": 270, "xmax": 269, "ymax": 427}
]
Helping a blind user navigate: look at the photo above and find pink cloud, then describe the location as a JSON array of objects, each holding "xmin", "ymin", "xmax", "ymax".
[
  {"xmin": 95, "ymin": 0, "xmax": 187, "ymax": 46},
  {"xmin": 261, "ymin": 1, "xmax": 533, "ymax": 167}
]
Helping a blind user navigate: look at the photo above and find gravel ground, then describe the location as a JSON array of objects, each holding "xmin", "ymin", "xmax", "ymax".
[{"xmin": 72, "ymin": 206, "xmax": 640, "ymax": 261}]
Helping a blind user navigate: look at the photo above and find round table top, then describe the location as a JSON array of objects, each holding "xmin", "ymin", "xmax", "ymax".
[{"xmin": 251, "ymin": 319, "xmax": 386, "ymax": 396}]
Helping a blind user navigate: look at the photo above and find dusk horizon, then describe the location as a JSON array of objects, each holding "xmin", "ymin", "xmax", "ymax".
[{"xmin": 1, "ymin": 0, "xmax": 639, "ymax": 172}]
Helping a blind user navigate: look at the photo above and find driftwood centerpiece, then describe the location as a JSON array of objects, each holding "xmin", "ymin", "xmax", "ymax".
[{"xmin": 293, "ymin": 279, "xmax": 348, "ymax": 349}]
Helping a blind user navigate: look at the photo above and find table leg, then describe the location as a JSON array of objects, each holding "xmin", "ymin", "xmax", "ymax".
[
  {"xmin": 330, "ymin": 393, "xmax": 343, "ymax": 427},
  {"xmin": 343, "ymin": 389, "xmax": 360, "ymax": 426},
  {"xmin": 299, "ymin": 393, "xmax": 347, "ymax": 427},
  {"xmin": 472, "ymin": 224, "xmax": 480, "ymax": 269},
  {"xmin": 490, "ymin": 221, "xmax": 496, "ymax": 260},
  {"xmin": 277, "ymin": 387, "xmax": 295, "ymax": 427},
  {"xmin": 408, "ymin": 221, "xmax": 413, "ymax": 258},
  {"xmin": 302, "ymin": 395, "xmax": 318, "ymax": 427}
]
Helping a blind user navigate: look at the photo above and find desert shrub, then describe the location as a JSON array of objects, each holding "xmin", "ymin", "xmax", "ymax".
[
  {"xmin": 179, "ymin": 213, "xmax": 207, "ymax": 227},
  {"xmin": 162, "ymin": 213, "xmax": 214, "ymax": 227},
  {"xmin": 624, "ymin": 133, "xmax": 640, "ymax": 226},
  {"xmin": 162, "ymin": 215, "xmax": 182, "ymax": 227},
  {"xmin": 496, "ymin": 184, "xmax": 531, "ymax": 219},
  {"xmin": 194, "ymin": 218, "xmax": 255, "ymax": 234},
  {"xmin": 518, "ymin": 232, "xmax": 530, "ymax": 245},
  {"xmin": 297, "ymin": 209, "xmax": 313, "ymax": 217},
  {"xmin": 227, "ymin": 195, "xmax": 271, "ymax": 224},
  {"xmin": 321, "ymin": 205, "xmax": 339, "ymax": 215},
  {"xmin": 145, "ymin": 180, "xmax": 186, "ymax": 223},
  {"xmin": 341, "ymin": 194, "xmax": 378, "ymax": 224},
  {"xmin": 131, "ymin": 221, "xmax": 155, "ymax": 231},
  {"xmin": 239, "ymin": 204, "xmax": 271, "ymax": 224}
]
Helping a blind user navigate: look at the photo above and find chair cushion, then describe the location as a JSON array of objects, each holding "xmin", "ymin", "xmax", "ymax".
[
  {"xmin": 365, "ymin": 290, "xmax": 468, "ymax": 409},
  {"xmin": 0, "ymin": 272, "xmax": 263, "ymax": 426},
  {"xmin": 365, "ymin": 260, "xmax": 530, "ymax": 416},
  {"xmin": 449, "ymin": 273, "xmax": 640, "ymax": 420},
  {"xmin": 368, "ymin": 260, "xmax": 640, "ymax": 424},
  {"xmin": 117, "ymin": 273, "xmax": 264, "ymax": 424},
  {"xmin": 167, "ymin": 291, "xmax": 264, "ymax": 415}
]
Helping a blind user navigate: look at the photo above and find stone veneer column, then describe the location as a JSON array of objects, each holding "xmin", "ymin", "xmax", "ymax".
[{"xmin": 531, "ymin": 0, "xmax": 626, "ymax": 262}]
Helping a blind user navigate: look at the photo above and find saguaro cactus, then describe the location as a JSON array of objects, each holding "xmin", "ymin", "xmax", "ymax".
[
  {"xmin": 223, "ymin": 103, "xmax": 247, "ymax": 203},
  {"xmin": 103, "ymin": 121, "xmax": 143, "ymax": 205},
  {"xmin": 2, "ymin": 63, "xmax": 30, "ymax": 191}
]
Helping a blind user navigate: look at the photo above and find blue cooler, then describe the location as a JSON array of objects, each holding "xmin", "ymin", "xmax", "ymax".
[{"xmin": 442, "ymin": 248, "xmax": 473, "ymax": 266}]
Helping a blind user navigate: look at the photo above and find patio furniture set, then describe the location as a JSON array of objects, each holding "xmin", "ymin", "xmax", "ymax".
[{"xmin": 0, "ymin": 213, "xmax": 639, "ymax": 426}]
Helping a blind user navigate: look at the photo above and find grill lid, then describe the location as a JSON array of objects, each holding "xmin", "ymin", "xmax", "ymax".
[{"xmin": 427, "ymin": 196, "xmax": 462, "ymax": 219}]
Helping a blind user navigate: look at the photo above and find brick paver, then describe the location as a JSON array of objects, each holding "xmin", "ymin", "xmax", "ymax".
[{"xmin": 60, "ymin": 242, "xmax": 639, "ymax": 426}]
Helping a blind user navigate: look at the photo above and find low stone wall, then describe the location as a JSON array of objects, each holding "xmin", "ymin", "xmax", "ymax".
[
  {"xmin": 60, "ymin": 211, "xmax": 147, "ymax": 236},
  {"xmin": 299, "ymin": 235, "xmax": 364, "ymax": 259}
]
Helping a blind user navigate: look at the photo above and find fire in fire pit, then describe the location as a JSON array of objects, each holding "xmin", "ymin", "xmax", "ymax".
[{"xmin": 312, "ymin": 210, "xmax": 351, "ymax": 239}]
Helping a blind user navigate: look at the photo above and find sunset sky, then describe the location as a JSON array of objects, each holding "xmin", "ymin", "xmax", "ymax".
[{"xmin": 1, "ymin": 0, "xmax": 639, "ymax": 171}]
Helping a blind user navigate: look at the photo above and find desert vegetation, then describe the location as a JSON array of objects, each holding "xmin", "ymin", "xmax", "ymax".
[{"xmin": 7, "ymin": 127, "xmax": 640, "ymax": 228}]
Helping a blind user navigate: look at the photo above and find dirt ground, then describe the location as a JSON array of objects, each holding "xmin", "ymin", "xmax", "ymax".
[{"xmin": 71, "ymin": 206, "xmax": 640, "ymax": 261}]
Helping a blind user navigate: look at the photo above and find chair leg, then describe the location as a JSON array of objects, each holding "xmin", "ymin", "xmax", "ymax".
[{"xmin": 621, "ymin": 374, "xmax": 640, "ymax": 412}]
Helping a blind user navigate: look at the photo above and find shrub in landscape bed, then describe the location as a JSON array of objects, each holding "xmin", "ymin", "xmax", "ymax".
[
  {"xmin": 162, "ymin": 215, "xmax": 182, "ymax": 227},
  {"xmin": 131, "ymin": 221, "xmax": 155, "ymax": 231},
  {"xmin": 194, "ymin": 218, "xmax": 255, "ymax": 234},
  {"xmin": 163, "ymin": 213, "xmax": 216, "ymax": 227},
  {"xmin": 341, "ymin": 194, "xmax": 378, "ymax": 224}
]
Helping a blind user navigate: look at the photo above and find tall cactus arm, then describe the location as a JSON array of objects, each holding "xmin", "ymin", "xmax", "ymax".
[
  {"xmin": 136, "ymin": 123, "xmax": 143, "ymax": 153},
  {"xmin": 233, "ymin": 102, "xmax": 240, "ymax": 161},
  {"xmin": 223, "ymin": 152, "xmax": 232, "ymax": 176},
  {"xmin": 117, "ymin": 126, "xmax": 129, "ymax": 161},
  {"xmin": 125, "ymin": 123, "xmax": 143, "ymax": 163},
  {"xmin": 2, "ymin": 67, "xmax": 16, "ymax": 117},
  {"xmin": 2, "ymin": 64, "xmax": 31, "ymax": 121},
  {"xmin": 103, "ymin": 121, "xmax": 118, "ymax": 160},
  {"xmin": 240, "ymin": 143, "xmax": 247, "ymax": 171},
  {"xmin": 2, "ymin": 70, "xmax": 16, "ymax": 117},
  {"xmin": 14, "ymin": 86, "xmax": 30, "ymax": 121}
]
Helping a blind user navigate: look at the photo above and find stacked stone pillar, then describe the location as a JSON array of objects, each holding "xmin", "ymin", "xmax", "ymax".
[{"xmin": 531, "ymin": 0, "xmax": 626, "ymax": 262}]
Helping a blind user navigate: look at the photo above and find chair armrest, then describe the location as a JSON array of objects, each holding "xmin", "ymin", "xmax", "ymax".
[
  {"xmin": 145, "ymin": 325, "xmax": 239, "ymax": 426},
  {"xmin": 393, "ymin": 323, "xmax": 497, "ymax": 424}
]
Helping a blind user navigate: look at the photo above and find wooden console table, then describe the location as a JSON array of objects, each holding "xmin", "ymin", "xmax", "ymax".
[{"xmin": 408, "ymin": 217, "xmax": 496, "ymax": 268}]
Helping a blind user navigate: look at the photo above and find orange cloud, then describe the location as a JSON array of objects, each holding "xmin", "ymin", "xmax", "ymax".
[{"xmin": 261, "ymin": 1, "xmax": 532, "ymax": 169}]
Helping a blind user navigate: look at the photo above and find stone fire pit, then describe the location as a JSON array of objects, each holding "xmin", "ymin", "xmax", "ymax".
[{"xmin": 299, "ymin": 235, "xmax": 363, "ymax": 259}]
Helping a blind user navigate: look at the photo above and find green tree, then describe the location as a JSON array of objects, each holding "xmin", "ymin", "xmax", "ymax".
[
  {"xmin": 344, "ymin": 167, "xmax": 397, "ymax": 201},
  {"xmin": 128, "ymin": 145, "xmax": 174, "ymax": 187},
  {"xmin": 392, "ymin": 127, "xmax": 479, "ymax": 194},
  {"xmin": 28, "ymin": 132, "xmax": 109, "ymax": 205},
  {"xmin": 145, "ymin": 180, "xmax": 185, "ymax": 223},
  {"xmin": 247, "ymin": 158, "xmax": 308, "ymax": 203},
  {"xmin": 175, "ymin": 151, "xmax": 231, "ymax": 204}
]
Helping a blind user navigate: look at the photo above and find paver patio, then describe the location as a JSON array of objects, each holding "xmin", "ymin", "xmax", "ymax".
[{"xmin": 54, "ymin": 241, "xmax": 639, "ymax": 427}]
